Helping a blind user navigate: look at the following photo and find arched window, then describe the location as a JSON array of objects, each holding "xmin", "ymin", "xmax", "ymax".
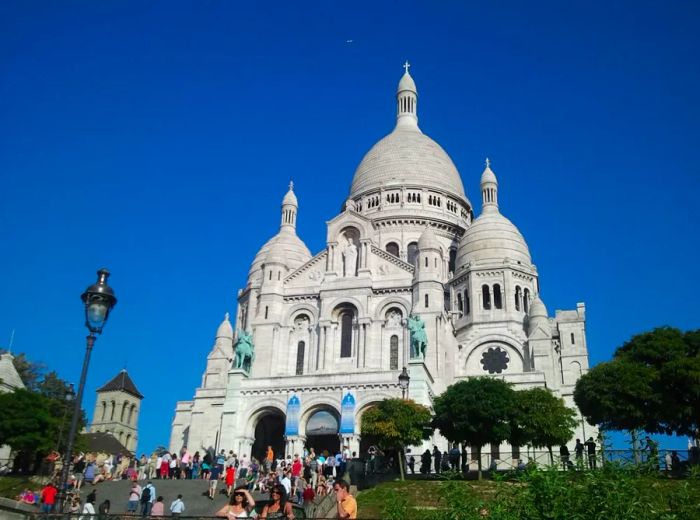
[
  {"xmin": 424, "ymin": 256, "xmax": 428, "ymax": 267},
  {"xmin": 386, "ymin": 242, "xmax": 399, "ymax": 257},
  {"xmin": 110, "ymin": 401, "xmax": 116, "ymax": 421},
  {"xmin": 457, "ymin": 293, "xmax": 463, "ymax": 312},
  {"xmin": 125, "ymin": 433, "xmax": 131, "ymax": 447},
  {"xmin": 127, "ymin": 405, "xmax": 133, "ymax": 425},
  {"xmin": 425, "ymin": 294, "xmax": 429, "ymax": 308},
  {"xmin": 101, "ymin": 401, "xmax": 106, "ymax": 421},
  {"xmin": 449, "ymin": 249, "xmax": 456, "ymax": 273},
  {"xmin": 340, "ymin": 312, "xmax": 353, "ymax": 358},
  {"xmin": 465, "ymin": 291, "xmax": 470, "ymax": 315},
  {"xmin": 121, "ymin": 401, "xmax": 128, "ymax": 422},
  {"xmin": 390, "ymin": 335, "xmax": 399, "ymax": 370},
  {"xmin": 570, "ymin": 333, "xmax": 575, "ymax": 345},
  {"xmin": 407, "ymin": 242, "xmax": 419, "ymax": 266},
  {"xmin": 523, "ymin": 289, "xmax": 530, "ymax": 313},
  {"xmin": 296, "ymin": 341, "xmax": 305, "ymax": 375},
  {"xmin": 265, "ymin": 306, "xmax": 269, "ymax": 319},
  {"xmin": 515, "ymin": 286, "xmax": 522, "ymax": 311},
  {"xmin": 493, "ymin": 284, "xmax": 502, "ymax": 309},
  {"xmin": 482, "ymin": 284, "xmax": 491, "ymax": 310}
]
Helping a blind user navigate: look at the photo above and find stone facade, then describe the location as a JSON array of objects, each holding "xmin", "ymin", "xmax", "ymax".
[
  {"xmin": 171, "ymin": 67, "xmax": 595, "ymax": 461},
  {"xmin": 89, "ymin": 370, "xmax": 143, "ymax": 453}
]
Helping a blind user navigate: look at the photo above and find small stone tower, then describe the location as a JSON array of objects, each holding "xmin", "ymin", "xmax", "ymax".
[{"xmin": 90, "ymin": 369, "xmax": 143, "ymax": 452}]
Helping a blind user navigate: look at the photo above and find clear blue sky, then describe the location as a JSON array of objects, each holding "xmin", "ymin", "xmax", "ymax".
[{"xmin": 1, "ymin": 1, "xmax": 698, "ymax": 454}]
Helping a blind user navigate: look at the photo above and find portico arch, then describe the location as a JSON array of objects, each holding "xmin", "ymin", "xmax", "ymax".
[
  {"xmin": 248, "ymin": 406, "xmax": 286, "ymax": 463},
  {"xmin": 301, "ymin": 404, "xmax": 340, "ymax": 457}
]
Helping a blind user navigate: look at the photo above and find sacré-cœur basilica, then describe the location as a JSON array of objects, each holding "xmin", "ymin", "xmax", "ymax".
[{"xmin": 170, "ymin": 65, "xmax": 595, "ymax": 464}]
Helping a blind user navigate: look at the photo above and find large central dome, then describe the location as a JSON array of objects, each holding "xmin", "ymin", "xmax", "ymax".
[{"xmin": 349, "ymin": 67, "xmax": 467, "ymax": 204}]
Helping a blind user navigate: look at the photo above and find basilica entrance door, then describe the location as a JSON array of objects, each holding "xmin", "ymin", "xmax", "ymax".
[
  {"xmin": 252, "ymin": 412, "xmax": 285, "ymax": 462},
  {"xmin": 306, "ymin": 410, "xmax": 340, "ymax": 457}
]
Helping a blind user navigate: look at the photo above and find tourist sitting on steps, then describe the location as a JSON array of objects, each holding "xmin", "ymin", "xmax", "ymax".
[
  {"xmin": 216, "ymin": 486, "xmax": 256, "ymax": 519},
  {"xmin": 261, "ymin": 484, "xmax": 295, "ymax": 519}
]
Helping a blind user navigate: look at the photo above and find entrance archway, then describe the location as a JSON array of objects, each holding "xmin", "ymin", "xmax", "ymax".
[
  {"xmin": 252, "ymin": 412, "xmax": 285, "ymax": 462},
  {"xmin": 306, "ymin": 410, "xmax": 340, "ymax": 457}
]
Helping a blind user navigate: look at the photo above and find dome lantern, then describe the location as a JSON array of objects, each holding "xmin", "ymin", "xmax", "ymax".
[
  {"xmin": 481, "ymin": 158, "xmax": 498, "ymax": 213},
  {"xmin": 396, "ymin": 61, "xmax": 418, "ymax": 129},
  {"xmin": 281, "ymin": 180, "xmax": 298, "ymax": 229}
]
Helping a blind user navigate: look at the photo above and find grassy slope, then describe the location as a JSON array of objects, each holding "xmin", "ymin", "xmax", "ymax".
[
  {"xmin": 357, "ymin": 479, "xmax": 493, "ymax": 518},
  {"xmin": 356, "ymin": 477, "xmax": 700, "ymax": 518},
  {"xmin": 0, "ymin": 476, "xmax": 35, "ymax": 499}
]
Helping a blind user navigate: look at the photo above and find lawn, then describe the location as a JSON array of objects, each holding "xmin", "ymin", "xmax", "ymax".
[
  {"xmin": 0, "ymin": 476, "xmax": 36, "ymax": 500},
  {"xmin": 356, "ymin": 470, "xmax": 700, "ymax": 519}
]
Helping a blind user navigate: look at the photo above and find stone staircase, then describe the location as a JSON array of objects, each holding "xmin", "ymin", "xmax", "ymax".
[{"xmin": 70, "ymin": 479, "xmax": 327, "ymax": 518}]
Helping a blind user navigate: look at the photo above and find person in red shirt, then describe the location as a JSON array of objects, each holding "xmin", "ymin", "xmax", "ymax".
[
  {"xmin": 40, "ymin": 482, "xmax": 58, "ymax": 513},
  {"xmin": 302, "ymin": 481, "xmax": 315, "ymax": 504},
  {"xmin": 291, "ymin": 455, "xmax": 302, "ymax": 479},
  {"xmin": 225, "ymin": 465, "xmax": 236, "ymax": 496}
]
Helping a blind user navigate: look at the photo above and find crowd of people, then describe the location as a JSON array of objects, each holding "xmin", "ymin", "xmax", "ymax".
[{"xmin": 23, "ymin": 444, "xmax": 359, "ymax": 518}]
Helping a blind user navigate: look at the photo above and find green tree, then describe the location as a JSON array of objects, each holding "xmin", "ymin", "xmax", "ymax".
[
  {"xmin": 360, "ymin": 398, "xmax": 433, "ymax": 480},
  {"xmin": 433, "ymin": 377, "xmax": 515, "ymax": 479},
  {"xmin": 511, "ymin": 387, "xmax": 578, "ymax": 464},
  {"xmin": 0, "ymin": 389, "xmax": 58, "ymax": 472},
  {"xmin": 574, "ymin": 327, "xmax": 700, "ymax": 443}
]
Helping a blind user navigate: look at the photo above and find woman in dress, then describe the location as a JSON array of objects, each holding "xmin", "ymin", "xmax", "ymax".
[
  {"xmin": 216, "ymin": 486, "xmax": 256, "ymax": 519},
  {"xmin": 225, "ymin": 464, "xmax": 236, "ymax": 496},
  {"xmin": 261, "ymin": 485, "xmax": 294, "ymax": 519}
]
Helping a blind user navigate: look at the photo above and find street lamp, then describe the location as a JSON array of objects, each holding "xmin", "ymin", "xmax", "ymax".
[
  {"xmin": 55, "ymin": 384, "xmax": 75, "ymax": 453},
  {"xmin": 398, "ymin": 366, "xmax": 410, "ymax": 399},
  {"xmin": 59, "ymin": 269, "xmax": 117, "ymax": 508}
]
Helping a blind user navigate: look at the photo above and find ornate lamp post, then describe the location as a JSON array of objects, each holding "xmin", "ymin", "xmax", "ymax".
[
  {"xmin": 59, "ymin": 269, "xmax": 117, "ymax": 508},
  {"xmin": 398, "ymin": 366, "xmax": 410, "ymax": 399},
  {"xmin": 55, "ymin": 384, "xmax": 75, "ymax": 453}
]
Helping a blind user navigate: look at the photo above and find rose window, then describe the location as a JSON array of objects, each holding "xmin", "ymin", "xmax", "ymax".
[{"xmin": 480, "ymin": 347, "xmax": 510, "ymax": 374}]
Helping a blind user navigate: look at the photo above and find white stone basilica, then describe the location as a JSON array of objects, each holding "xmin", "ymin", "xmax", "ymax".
[{"xmin": 170, "ymin": 66, "xmax": 594, "ymax": 461}]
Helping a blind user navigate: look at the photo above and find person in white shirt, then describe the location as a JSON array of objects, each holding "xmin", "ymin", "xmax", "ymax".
[
  {"xmin": 80, "ymin": 496, "xmax": 96, "ymax": 520},
  {"xmin": 280, "ymin": 472, "xmax": 292, "ymax": 496},
  {"xmin": 170, "ymin": 494, "xmax": 185, "ymax": 516}
]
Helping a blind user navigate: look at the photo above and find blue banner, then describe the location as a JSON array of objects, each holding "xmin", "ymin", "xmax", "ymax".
[
  {"xmin": 285, "ymin": 394, "xmax": 301, "ymax": 436},
  {"xmin": 339, "ymin": 392, "xmax": 356, "ymax": 434}
]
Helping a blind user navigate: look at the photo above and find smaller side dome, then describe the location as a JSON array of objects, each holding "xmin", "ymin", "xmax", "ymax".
[
  {"xmin": 458, "ymin": 160, "xmax": 531, "ymax": 267},
  {"xmin": 216, "ymin": 312, "xmax": 233, "ymax": 339},
  {"xmin": 528, "ymin": 295, "xmax": 548, "ymax": 319},
  {"xmin": 527, "ymin": 295, "xmax": 550, "ymax": 338},
  {"xmin": 418, "ymin": 226, "xmax": 441, "ymax": 251}
]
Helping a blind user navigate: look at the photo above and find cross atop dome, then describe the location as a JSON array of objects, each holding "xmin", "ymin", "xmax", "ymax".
[
  {"xmin": 289, "ymin": 180, "xmax": 294, "ymax": 191},
  {"xmin": 485, "ymin": 157, "xmax": 490, "ymax": 168},
  {"xmin": 403, "ymin": 60, "xmax": 411, "ymax": 74}
]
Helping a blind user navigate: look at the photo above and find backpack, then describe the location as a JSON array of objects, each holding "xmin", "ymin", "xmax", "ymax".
[{"xmin": 140, "ymin": 486, "xmax": 151, "ymax": 503}]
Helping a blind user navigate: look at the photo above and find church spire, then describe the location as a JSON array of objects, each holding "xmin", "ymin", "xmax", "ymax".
[
  {"xmin": 280, "ymin": 181, "xmax": 298, "ymax": 231},
  {"xmin": 396, "ymin": 61, "xmax": 419, "ymax": 130},
  {"xmin": 480, "ymin": 158, "xmax": 499, "ymax": 213}
]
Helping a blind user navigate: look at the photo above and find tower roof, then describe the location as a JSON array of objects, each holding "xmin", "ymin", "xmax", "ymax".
[
  {"xmin": 216, "ymin": 312, "xmax": 233, "ymax": 339},
  {"xmin": 97, "ymin": 369, "xmax": 143, "ymax": 399},
  {"xmin": 282, "ymin": 181, "xmax": 298, "ymax": 207},
  {"xmin": 417, "ymin": 225, "xmax": 441, "ymax": 250},
  {"xmin": 0, "ymin": 353, "xmax": 25, "ymax": 392}
]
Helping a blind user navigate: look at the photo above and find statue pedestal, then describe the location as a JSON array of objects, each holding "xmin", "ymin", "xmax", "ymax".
[
  {"xmin": 407, "ymin": 359, "xmax": 433, "ymax": 407},
  {"xmin": 219, "ymin": 368, "xmax": 250, "ymax": 452}
]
